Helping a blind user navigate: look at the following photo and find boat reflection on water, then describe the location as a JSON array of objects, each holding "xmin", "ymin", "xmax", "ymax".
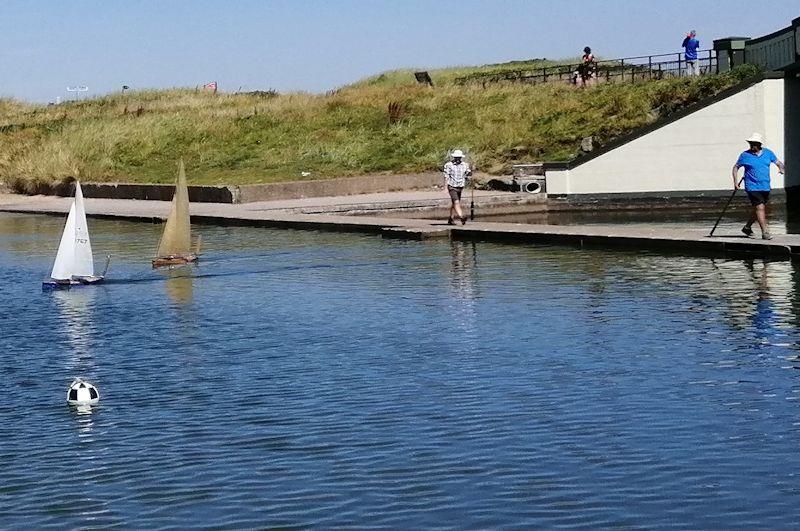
[
  {"xmin": 52, "ymin": 287, "xmax": 98, "ymax": 374},
  {"xmin": 160, "ymin": 268, "xmax": 202, "ymax": 373},
  {"xmin": 52, "ymin": 289, "xmax": 100, "ymax": 434},
  {"xmin": 164, "ymin": 269, "xmax": 194, "ymax": 305}
]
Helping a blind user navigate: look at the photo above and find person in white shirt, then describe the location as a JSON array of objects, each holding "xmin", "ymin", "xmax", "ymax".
[{"xmin": 443, "ymin": 149, "xmax": 472, "ymax": 225}]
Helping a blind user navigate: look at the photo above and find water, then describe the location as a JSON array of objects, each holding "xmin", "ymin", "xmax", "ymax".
[{"xmin": 3, "ymin": 212, "xmax": 800, "ymax": 528}]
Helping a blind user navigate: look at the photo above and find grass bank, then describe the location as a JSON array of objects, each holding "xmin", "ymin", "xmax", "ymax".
[{"xmin": 0, "ymin": 63, "xmax": 759, "ymax": 191}]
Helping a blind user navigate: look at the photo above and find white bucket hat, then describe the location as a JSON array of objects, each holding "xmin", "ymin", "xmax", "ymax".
[
  {"xmin": 451, "ymin": 149, "xmax": 464, "ymax": 158},
  {"xmin": 746, "ymin": 132, "xmax": 764, "ymax": 144}
]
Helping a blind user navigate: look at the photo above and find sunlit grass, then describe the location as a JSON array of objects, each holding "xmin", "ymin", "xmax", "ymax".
[{"xmin": 0, "ymin": 64, "xmax": 759, "ymax": 191}]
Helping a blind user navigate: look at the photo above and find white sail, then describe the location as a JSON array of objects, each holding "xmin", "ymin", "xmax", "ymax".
[
  {"xmin": 50, "ymin": 202, "xmax": 77, "ymax": 280},
  {"xmin": 72, "ymin": 182, "xmax": 94, "ymax": 277},
  {"xmin": 50, "ymin": 182, "xmax": 94, "ymax": 280}
]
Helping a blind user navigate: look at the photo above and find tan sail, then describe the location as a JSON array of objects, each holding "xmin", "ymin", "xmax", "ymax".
[{"xmin": 156, "ymin": 159, "xmax": 192, "ymax": 258}]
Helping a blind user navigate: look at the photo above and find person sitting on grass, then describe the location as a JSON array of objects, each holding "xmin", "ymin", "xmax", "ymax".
[
  {"xmin": 443, "ymin": 149, "xmax": 472, "ymax": 225},
  {"xmin": 733, "ymin": 133, "xmax": 785, "ymax": 240},
  {"xmin": 580, "ymin": 47, "xmax": 597, "ymax": 87}
]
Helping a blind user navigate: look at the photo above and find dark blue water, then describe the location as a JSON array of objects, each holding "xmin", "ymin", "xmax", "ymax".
[{"xmin": 3, "ymin": 212, "xmax": 800, "ymax": 529}]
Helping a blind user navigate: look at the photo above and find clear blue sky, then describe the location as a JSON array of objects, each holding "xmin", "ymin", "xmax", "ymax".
[{"xmin": 1, "ymin": 0, "xmax": 798, "ymax": 102}]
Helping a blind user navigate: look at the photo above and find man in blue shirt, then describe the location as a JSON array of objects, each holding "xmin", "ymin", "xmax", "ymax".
[
  {"xmin": 682, "ymin": 30, "xmax": 700, "ymax": 76},
  {"xmin": 732, "ymin": 133, "xmax": 785, "ymax": 240}
]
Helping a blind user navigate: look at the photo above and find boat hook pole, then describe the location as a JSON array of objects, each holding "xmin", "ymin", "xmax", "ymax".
[{"xmin": 709, "ymin": 178, "xmax": 744, "ymax": 237}]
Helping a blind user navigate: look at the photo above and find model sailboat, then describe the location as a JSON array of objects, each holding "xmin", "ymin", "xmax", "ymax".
[
  {"xmin": 152, "ymin": 159, "xmax": 200, "ymax": 268},
  {"xmin": 43, "ymin": 181, "xmax": 109, "ymax": 289}
]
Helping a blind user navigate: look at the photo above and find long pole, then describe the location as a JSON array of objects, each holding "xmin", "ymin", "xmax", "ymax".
[
  {"xmin": 709, "ymin": 179, "xmax": 744, "ymax": 237},
  {"xmin": 467, "ymin": 153, "xmax": 476, "ymax": 221},
  {"xmin": 470, "ymin": 179, "xmax": 475, "ymax": 221}
]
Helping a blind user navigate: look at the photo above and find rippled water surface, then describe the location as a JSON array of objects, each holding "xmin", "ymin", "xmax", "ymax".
[{"xmin": 3, "ymin": 212, "xmax": 800, "ymax": 528}]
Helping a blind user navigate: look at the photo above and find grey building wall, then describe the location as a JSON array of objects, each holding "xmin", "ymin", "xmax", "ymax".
[{"xmin": 784, "ymin": 76, "xmax": 800, "ymax": 196}]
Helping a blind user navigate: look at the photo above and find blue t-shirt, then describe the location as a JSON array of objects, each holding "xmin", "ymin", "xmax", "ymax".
[
  {"xmin": 736, "ymin": 148, "xmax": 778, "ymax": 191},
  {"xmin": 682, "ymin": 37, "xmax": 700, "ymax": 60}
]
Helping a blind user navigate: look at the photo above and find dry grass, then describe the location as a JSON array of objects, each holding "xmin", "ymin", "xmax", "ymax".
[{"xmin": 0, "ymin": 64, "xmax": 759, "ymax": 191}]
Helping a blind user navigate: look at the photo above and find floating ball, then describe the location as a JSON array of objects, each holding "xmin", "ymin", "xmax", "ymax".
[{"xmin": 67, "ymin": 378, "xmax": 99, "ymax": 406}]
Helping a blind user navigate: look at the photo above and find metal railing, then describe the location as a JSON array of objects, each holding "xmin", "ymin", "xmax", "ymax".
[{"xmin": 455, "ymin": 50, "xmax": 718, "ymax": 87}]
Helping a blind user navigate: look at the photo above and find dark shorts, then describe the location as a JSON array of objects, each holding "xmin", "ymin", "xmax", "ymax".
[
  {"xmin": 448, "ymin": 186, "xmax": 463, "ymax": 202},
  {"xmin": 746, "ymin": 190, "xmax": 770, "ymax": 206}
]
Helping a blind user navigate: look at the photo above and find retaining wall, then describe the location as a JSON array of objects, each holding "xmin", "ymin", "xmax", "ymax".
[
  {"xmin": 58, "ymin": 173, "xmax": 443, "ymax": 204},
  {"xmin": 236, "ymin": 173, "xmax": 442, "ymax": 202},
  {"xmin": 81, "ymin": 182, "xmax": 237, "ymax": 203}
]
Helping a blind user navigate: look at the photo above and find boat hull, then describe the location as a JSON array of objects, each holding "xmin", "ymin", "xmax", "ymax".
[
  {"xmin": 42, "ymin": 276, "xmax": 104, "ymax": 290},
  {"xmin": 152, "ymin": 253, "xmax": 199, "ymax": 268}
]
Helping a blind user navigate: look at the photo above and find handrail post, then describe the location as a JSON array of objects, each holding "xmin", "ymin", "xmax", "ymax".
[
  {"xmin": 649, "ymin": 55, "xmax": 652, "ymax": 80},
  {"xmin": 619, "ymin": 59, "xmax": 624, "ymax": 83},
  {"xmin": 542, "ymin": 67, "xmax": 547, "ymax": 83},
  {"xmin": 677, "ymin": 53, "xmax": 682, "ymax": 77}
]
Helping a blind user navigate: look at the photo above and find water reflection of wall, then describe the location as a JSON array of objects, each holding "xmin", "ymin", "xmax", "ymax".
[{"xmin": 0, "ymin": 213, "xmax": 65, "ymax": 258}]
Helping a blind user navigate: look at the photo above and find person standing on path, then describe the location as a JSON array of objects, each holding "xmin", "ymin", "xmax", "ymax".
[
  {"xmin": 733, "ymin": 133, "xmax": 785, "ymax": 240},
  {"xmin": 682, "ymin": 30, "xmax": 701, "ymax": 76},
  {"xmin": 443, "ymin": 150, "xmax": 472, "ymax": 225}
]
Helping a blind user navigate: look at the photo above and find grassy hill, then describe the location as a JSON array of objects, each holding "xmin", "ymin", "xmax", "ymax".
[{"xmin": 0, "ymin": 61, "xmax": 759, "ymax": 192}]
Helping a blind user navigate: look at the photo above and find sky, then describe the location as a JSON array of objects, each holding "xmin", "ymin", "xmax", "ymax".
[{"xmin": 1, "ymin": 0, "xmax": 798, "ymax": 102}]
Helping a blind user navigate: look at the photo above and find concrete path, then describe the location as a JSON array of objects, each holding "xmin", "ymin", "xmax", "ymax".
[{"xmin": 1, "ymin": 193, "xmax": 798, "ymax": 259}]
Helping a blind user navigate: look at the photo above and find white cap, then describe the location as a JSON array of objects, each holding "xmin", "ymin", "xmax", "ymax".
[
  {"xmin": 746, "ymin": 132, "xmax": 764, "ymax": 144},
  {"xmin": 451, "ymin": 149, "xmax": 464, "ymax": 158}
]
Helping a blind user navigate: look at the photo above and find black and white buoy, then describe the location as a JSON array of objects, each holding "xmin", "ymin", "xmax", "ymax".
[{"xmin": 67, "ymin": 378, "xmax": 99, "ymax": 406}]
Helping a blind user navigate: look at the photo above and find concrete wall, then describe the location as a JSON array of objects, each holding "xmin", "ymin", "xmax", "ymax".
[
  {"xmin": 60, "ymin": 173, "xmax": 442, "ymax": 204},
  {"xmin": 785, "ymin": 76, "xmax": 800, "ymax": 191},
  {"xmin": 547, "ymin": 79, "xmax": 786, "ymax": 195},
  {"xmin": 237, "ymin": 173, "xmax": 441, "ymax": 203},
  {"xmin": 82, "ymin": 183, "xmax": 237, "ymax": 203}
]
